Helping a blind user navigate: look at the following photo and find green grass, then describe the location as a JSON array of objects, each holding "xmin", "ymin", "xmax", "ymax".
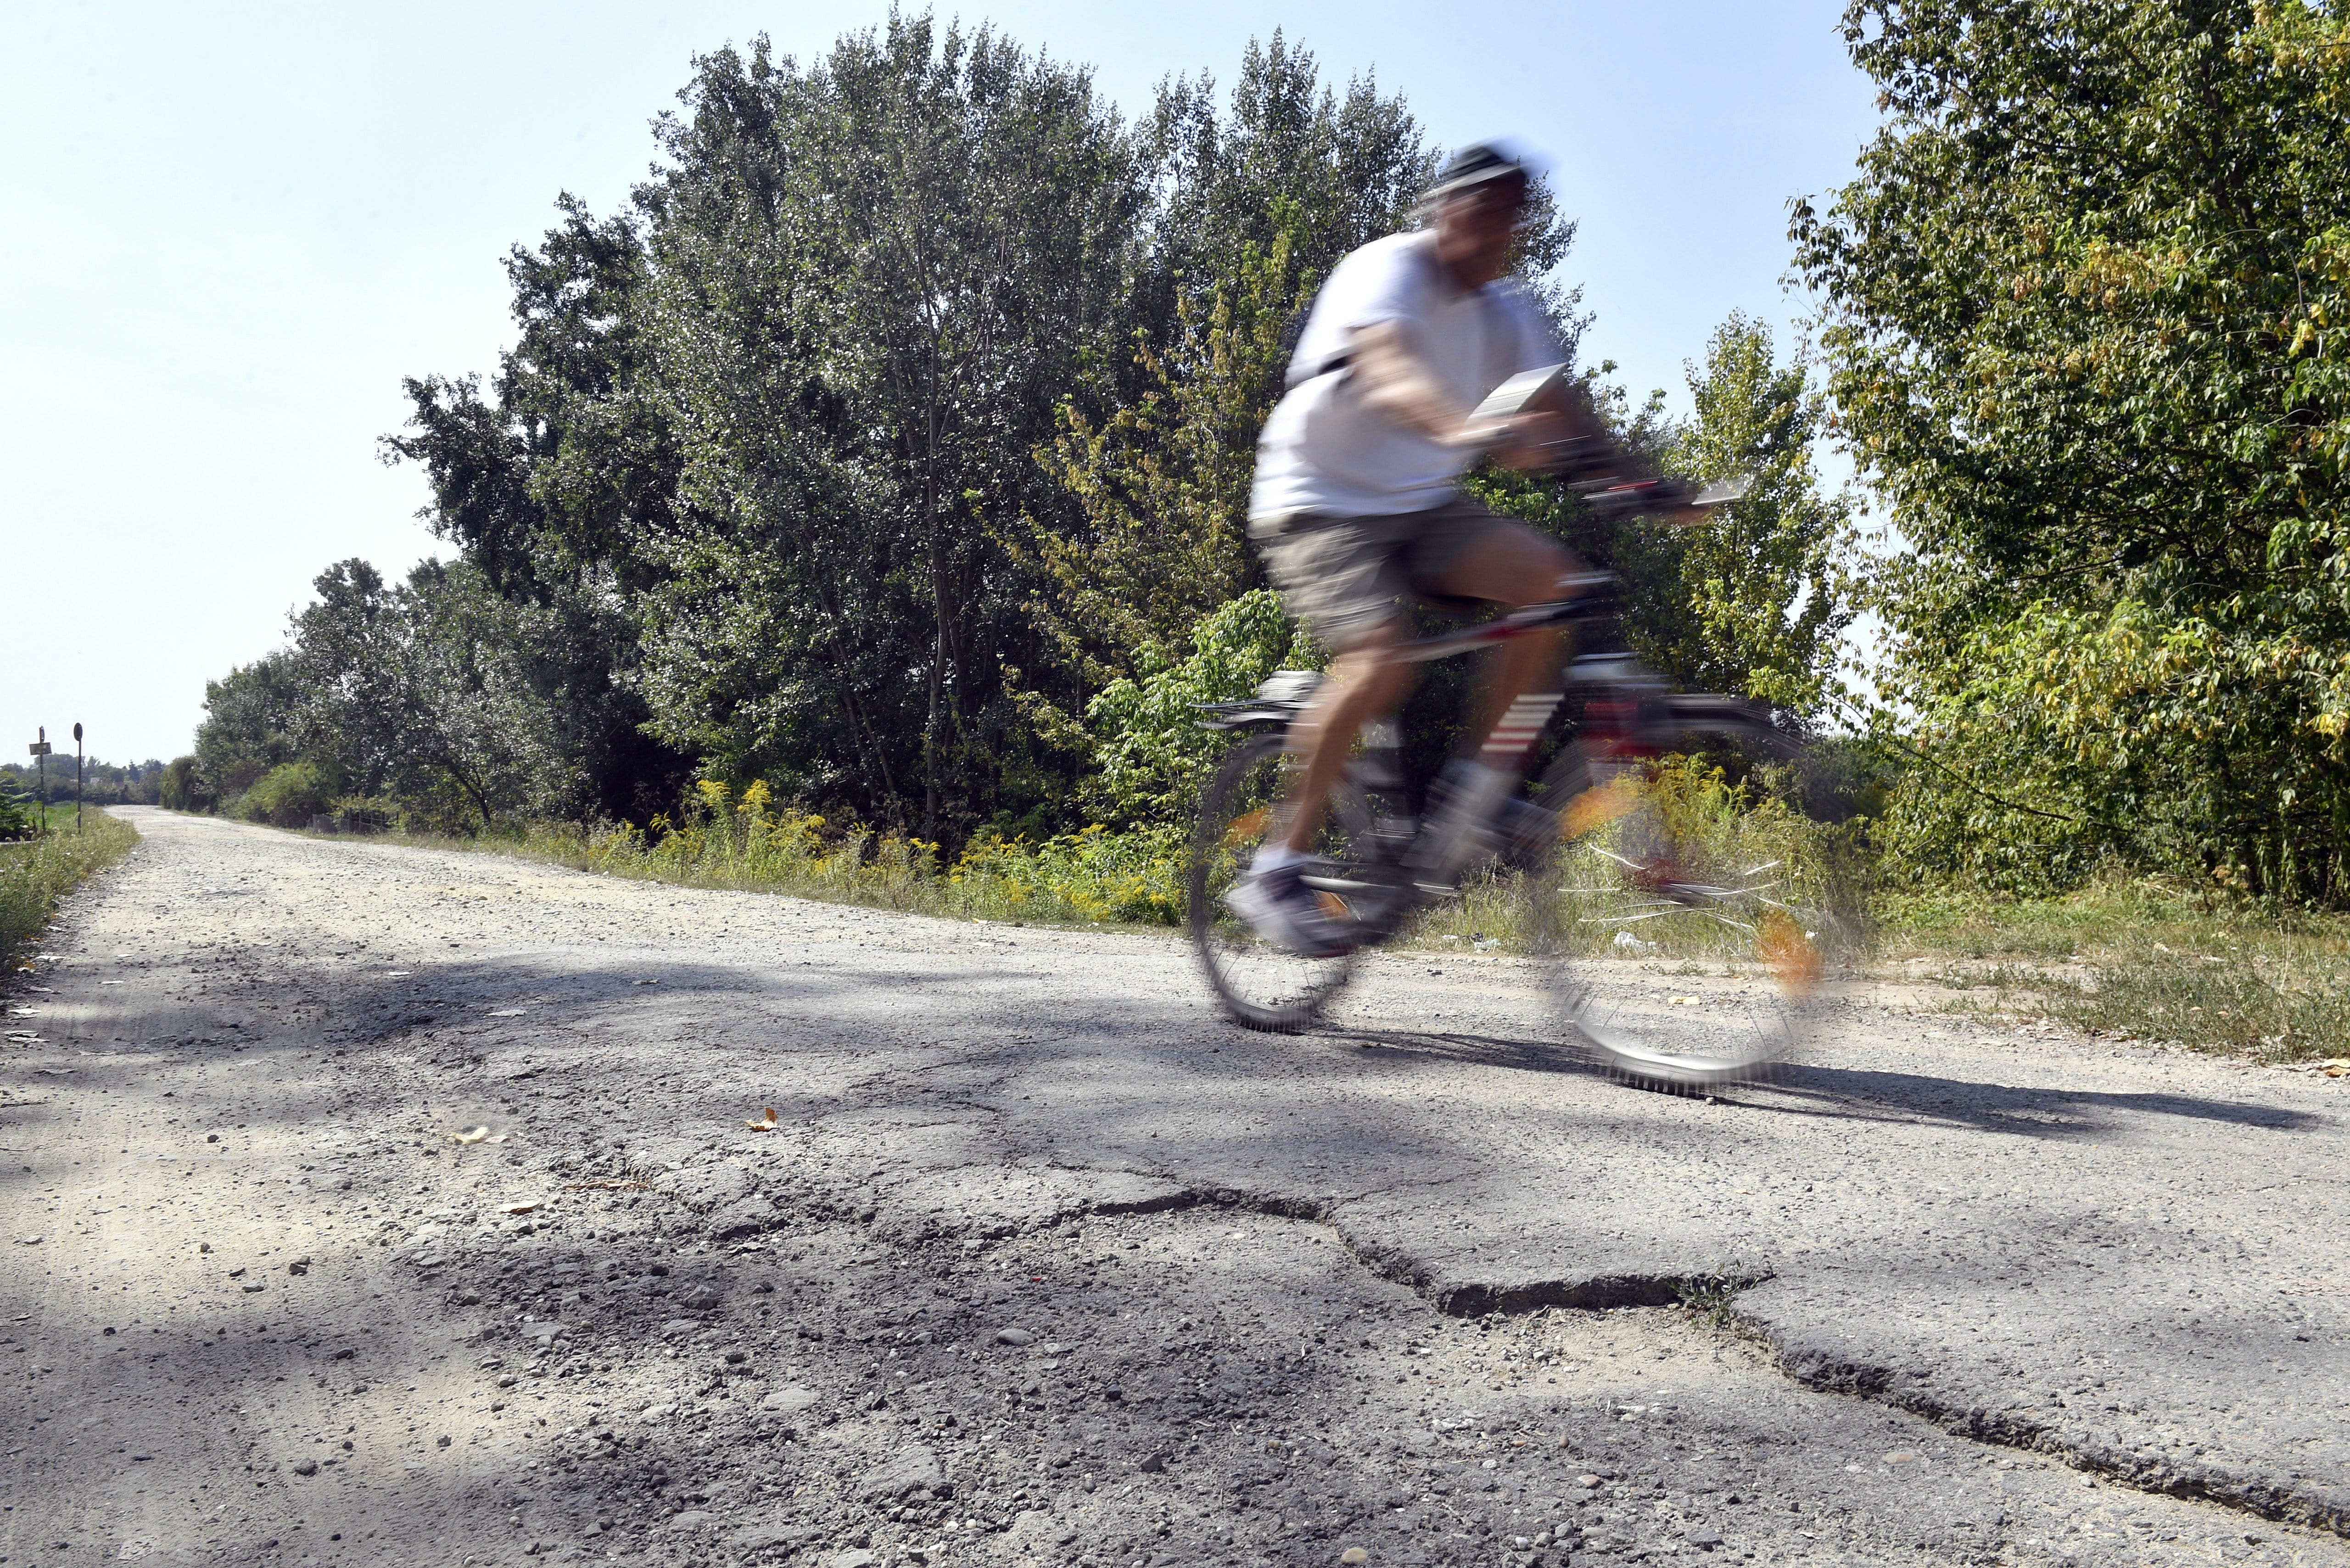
[
  {"xmin": 1880, "ymin": 875, "xmax": 2350, "ymax": 1062},
  {"xmin": 1673, "ymin": 1261, "xmax": 1768, "ymax": 1328},
  {"xmin": 2, "ymin": 808, "xmax": 139, "ymax": 976},
  {"xmin": 329, "ymin": 782, "xmax": 1189, "ymax": 932}
]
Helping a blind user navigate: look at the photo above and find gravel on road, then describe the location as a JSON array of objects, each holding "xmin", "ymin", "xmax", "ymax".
[{"xmin": 2, "ymin": 806, "xmax": 2344, "ymax": 1568}]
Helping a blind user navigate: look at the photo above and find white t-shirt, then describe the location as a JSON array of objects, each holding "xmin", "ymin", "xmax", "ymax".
[{"xmin": 1250, "ymin": 230, "xmax": 1556, "ymax": 519}]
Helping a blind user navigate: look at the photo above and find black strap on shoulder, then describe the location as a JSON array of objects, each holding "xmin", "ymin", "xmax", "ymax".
[{"xmin": 1282, "ymin": 302, "xmax": 1354, "ymax": 388}]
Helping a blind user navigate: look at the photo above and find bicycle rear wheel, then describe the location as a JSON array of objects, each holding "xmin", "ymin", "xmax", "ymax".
[
  {"xmin": 1188, "ymin": 731, "xmax": 1373, "ymax": 1032},
  {"xmin": 1529, "ymin": 722, "xmax": 1852, "ymax": 1090}
]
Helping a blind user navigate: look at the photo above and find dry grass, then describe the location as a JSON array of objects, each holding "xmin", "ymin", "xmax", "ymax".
[{"xmin": 1880, "ymin": 875, "xmax": 2350, "ymax": 1062}]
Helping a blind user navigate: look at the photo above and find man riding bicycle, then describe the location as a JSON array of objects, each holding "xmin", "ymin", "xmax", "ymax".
[{"xmin": 1231, "ymin": 141, "xmax": 1609, "ymax": 957}]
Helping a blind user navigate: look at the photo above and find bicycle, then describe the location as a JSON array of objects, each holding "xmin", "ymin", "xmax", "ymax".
[{"xmin": 1185, "ymin": 572, "xmax": 1857, "ymax": 1091}]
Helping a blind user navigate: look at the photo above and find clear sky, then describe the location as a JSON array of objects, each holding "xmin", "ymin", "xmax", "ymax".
[{"xmin": 1, "ymin": 0, "xmax": 1880, "ymax": 765}]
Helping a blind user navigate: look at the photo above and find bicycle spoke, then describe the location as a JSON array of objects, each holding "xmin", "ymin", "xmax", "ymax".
[
  {"xmin": 1532, "ymin": 726, "xmax": 1854, "ymax": 1090},
  {"xmin": 1188, "ymin": 732, "xmax": 1365, "ymax": 1032}
]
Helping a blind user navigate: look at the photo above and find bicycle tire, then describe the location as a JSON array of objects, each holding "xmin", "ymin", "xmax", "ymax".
[
  {"xmin": 1187, "ymin": 731, "xmax": 1369, "ymax": 1032},
  {"xmin": 1529, "ymin": 717, "xmax": 1849, "ymax": 1091}
]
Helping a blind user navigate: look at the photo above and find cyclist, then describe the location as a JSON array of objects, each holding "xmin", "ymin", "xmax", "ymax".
[{"xmin": 1230, "ymin": 141, "xmax": 1608, "ymax": 957}]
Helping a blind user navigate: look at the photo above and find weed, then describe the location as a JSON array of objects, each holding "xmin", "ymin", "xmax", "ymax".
[
  {"xmin": 2034, "ymin": 956, "xmax": 2348, "ymax": 1060},
  {"xmin": 368, "ymin": 784, "xmax": 1187, "ymax": 931},
  {"xmin": 1673, "ymin": 1261, "xmax": 1766, "ymax": 1327},
  {"xmin": 1885, "ymin": 873, "xmax": 2350, "ymax": 1060},
  {"xmin": 1, "ymin": 809, "xmax": 139, "ymax": 976}
]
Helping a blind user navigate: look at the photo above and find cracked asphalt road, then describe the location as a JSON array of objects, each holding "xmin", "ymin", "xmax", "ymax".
[{"xmin": 2, "ymin": 807, "xmax": 2345, "ymax": 1568}]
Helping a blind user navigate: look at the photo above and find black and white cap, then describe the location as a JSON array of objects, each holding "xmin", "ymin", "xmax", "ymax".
[{"xmin": 1424, "ymin": 140, "xmax": 1530, "ymax": 201}]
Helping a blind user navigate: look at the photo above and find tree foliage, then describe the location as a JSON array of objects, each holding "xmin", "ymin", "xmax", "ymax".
[
  {"xmin": 194, "ymin": 653, "xmax": 304, "ymax": 801},
  {"xmin": 1468, "ymin": 314, "xmax": 1852, "ymax": 725},
  {"xmin": 189, "ymin": 559, "xmax": 660, "ymax": 832},
  {"xmin": 1666, "ymin": 313, "xmax": 1856, "ymax": 714},
  {"xmin": 378, "ymin": 17, "xmax": 1470, "ymax": 840},
  {"xmin": 1024, "ymin": 224, "xmax": 1310, "ymax": 699},
  {"xmin": 1796, "ymin": 0, "xmax": 2350, "ymax": 899},
  {"xmin": 0, "ymin": 778, "xmax": 32, "ymax": 841},
  {"xmin": 633, "ymin": 21, "xmax": 1149, "ymax": 837},
  {"xmin": 196, "ymin": 14, "xmax": 1851, "ymax": 859}
]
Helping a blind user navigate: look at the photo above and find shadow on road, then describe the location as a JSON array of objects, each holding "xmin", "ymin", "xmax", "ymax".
[
  {"xmin": 1749, "ymin": 1061, "xmax": 2328, "ymax": 1139},
  {"xmin": 1311, "ymin": 1025, "xmax": 1586, "ymax": 1076},
  {"xmin": 1292, "ymin": 1021, "xmax": 2328, "ymax": 1143}
]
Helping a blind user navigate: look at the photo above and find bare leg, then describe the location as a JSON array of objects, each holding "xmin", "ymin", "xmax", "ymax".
[
  {"xmin": 1281, "ymin": 622, "xmax": 1415, "ymax": 855},
  {"xmin": 1426, "ymin": 522, "xmax": 1583, "ymax": 775},
  {"xmin": 1275, "ymin": 522, "xmax": 1578, "ymax": 859}
]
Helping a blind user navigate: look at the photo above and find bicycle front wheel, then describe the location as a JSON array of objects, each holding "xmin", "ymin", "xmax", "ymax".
[
  {"xmin": 1529, "ymin": 724, "xmax": 1853, "ymax": 1090},
  {"xmin": 1188, "ymin": 731, "xmax": 1369, "ymax": 1032}
]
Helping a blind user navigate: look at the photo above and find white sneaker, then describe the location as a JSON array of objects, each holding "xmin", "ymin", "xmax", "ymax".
[{"xmin": 1225, "ymin": 864, "xmax": 1355, "ymax": 958}]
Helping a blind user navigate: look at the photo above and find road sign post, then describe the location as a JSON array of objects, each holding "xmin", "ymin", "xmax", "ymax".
[
  {"xmin": 28, "ymin": 728, "xmax": 51, "ymax": 837},
  {"xmin": 73, "ymin": 722, "xmax": 84, "ymax": 833}
]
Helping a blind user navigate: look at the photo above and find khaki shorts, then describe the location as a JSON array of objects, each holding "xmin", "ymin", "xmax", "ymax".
[{"xmin": 1250, "ymin": 495, "xmax": 1518, "ymax": 652}]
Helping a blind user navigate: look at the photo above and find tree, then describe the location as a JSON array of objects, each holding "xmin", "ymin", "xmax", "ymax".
[
  {"xmin": 380, "ymin": 17, "xmax": 1504, "ymax": 843},
  {"xmin": 1793, "ymin": 0, "xmax": 2350, "ymax": 898},
  {"xmin": 279, "ymin": 559, "xmax": 631, "ymax": 831},
  {"xmin": 0, "ymin": 778, "xmax": 32, "ymax": 840},
  {"xmin": 185, "ymin": 559, "xmax": 638, "ymax": 832},
  {"xmin": 193, "ymin": 653, "xmax": 303, "ymax": 801},
  {"xmin": 383, "ymin": 196, "xmax": 691, "ymax": 824},
  {"xmin": 1021, "ymin": 42, "xmax": 1593, "ymax": 815},
  {"xmin": 637, "ymin": 19, "xmax": 1148, "ymax": 839},
  {"xmin": 386, "ymin": 17, "xmax": 1152, "ymax": 839},
  {"xmin": 1664, "ymin": 313, "xmax": 1855, "ymax": 716},
  {"xmin": 1137, "ymin": 34, "xmax": 1433, "ymax": 325},
  {"xmin": 1463, "ymin": 315, "xmax": 1852, "ymax": 734},
  {"xmin": 1021, "ymin": 225, "xmax": 1311, "ymax": 702},
  {"xmin": 158, "ymin": 757, "xmax": 210, "ymax": 813}
]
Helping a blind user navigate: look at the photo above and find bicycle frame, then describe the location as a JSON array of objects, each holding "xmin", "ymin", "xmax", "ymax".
[
  {"xmin": 1196, "ymin": 571, "xmax": 1658, "ymax": 736},
  {"xmin": 1192, "ymin": 567, "xmax": 1786, "ymax": 922},
  {"xmin": 1386, "ymin": 570, "xmax": 1622, "ymax": 665},
  {"xmin": 1187, "ymin": 570, "xmax": 1824, "ymax": 1072}
]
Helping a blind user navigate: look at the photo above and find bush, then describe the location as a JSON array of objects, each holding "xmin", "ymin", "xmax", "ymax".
[
  {"xmin": 1083, "ymin": 588, "xmax": 1322, "ymax": 826},
  {"xmin": 0, "ymin": 784, "xmax": 32, "ymax": 842},
  {"xmin": 159, "ymin": 756, "xmax": 215, "ymax": 813},
  {"xmin": 233, "ymin": 761, "xmax": 338, "ymax": 829}
]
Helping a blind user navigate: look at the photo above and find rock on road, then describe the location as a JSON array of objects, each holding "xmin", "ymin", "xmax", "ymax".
[{"xmin": 2, "ymin": 806, "xmax": 2345, "ymax": 1568}]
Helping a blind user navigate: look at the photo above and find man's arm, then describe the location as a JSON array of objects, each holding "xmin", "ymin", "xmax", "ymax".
[
  {"xmin": 1349, "ymin": 315, "xmax": 1702, "ymax": 517},
  {"xmin": 1349, "ymin": 319, "xmax": 1574, "ymax": 465},
  {"xmin": 1524, "ymin": 380, "xmax": 1607, "ymax": 454},
  {"xmin": 1348, "ymin": 318, "xmax": 1475, "ymax": 442}
]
